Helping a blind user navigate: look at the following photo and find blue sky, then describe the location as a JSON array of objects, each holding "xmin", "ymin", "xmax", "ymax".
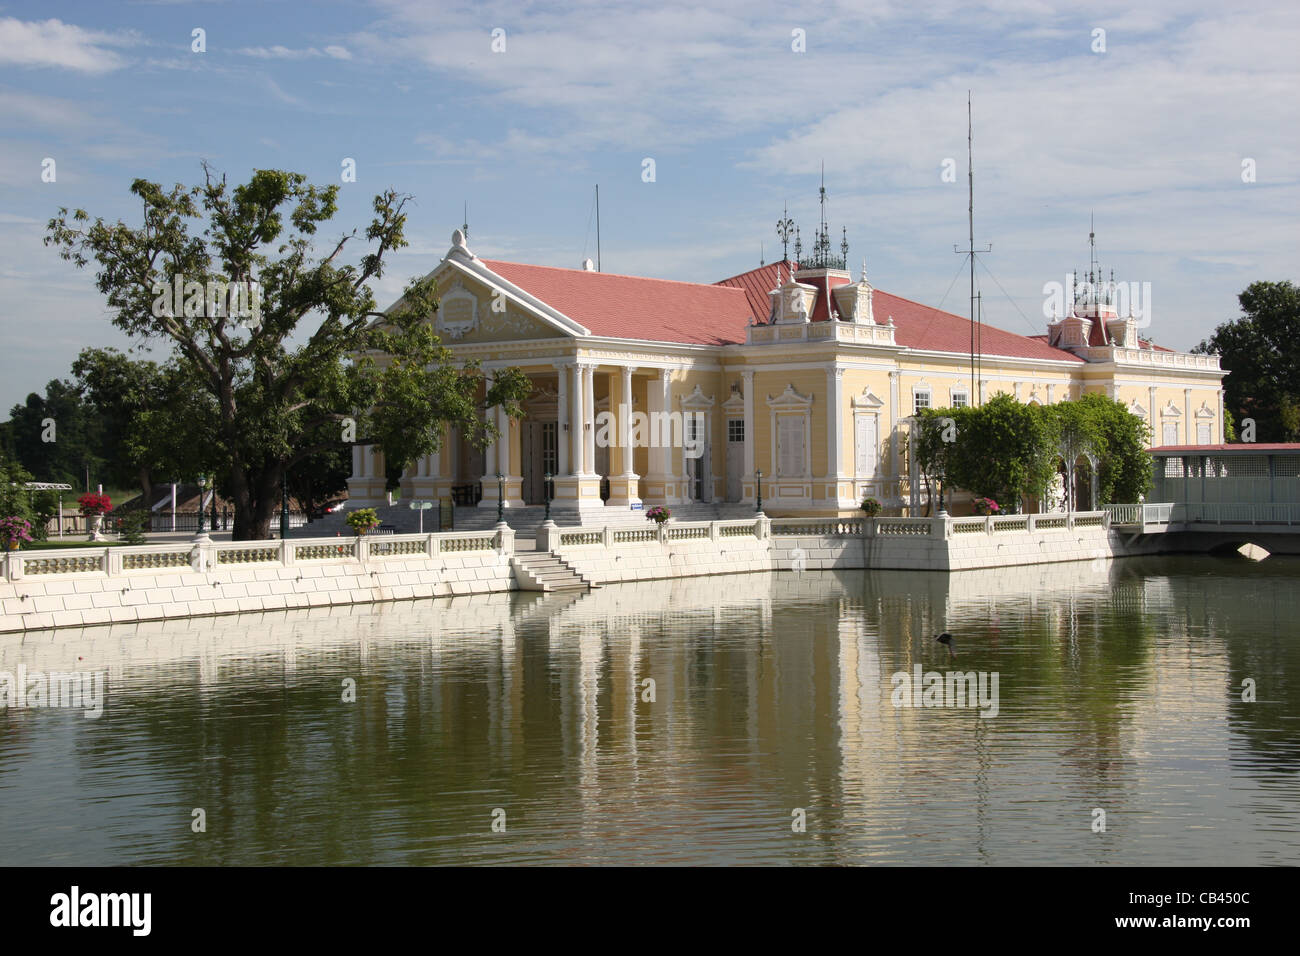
[{"xmin": 1, "ymin": 0, "xmax": 1297, "ymax": 411}]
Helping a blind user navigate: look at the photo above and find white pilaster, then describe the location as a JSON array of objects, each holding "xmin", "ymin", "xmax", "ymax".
[
  {"xmin": 742, "ymin": 370, "xmax": 755, "ymax": 478},
  {"xmin": 827, "ymin": 366, "xmax": 844, "ymax": 478}
]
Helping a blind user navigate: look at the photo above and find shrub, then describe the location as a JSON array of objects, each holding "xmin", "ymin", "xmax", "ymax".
[{"xmin": 346, "ymin": 507, "xmax": 380, "ymax": 535}]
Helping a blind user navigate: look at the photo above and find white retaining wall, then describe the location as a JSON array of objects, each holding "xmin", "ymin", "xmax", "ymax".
[{"xmin": 0, "ymin": 531, "xmax": 514, "ymax": 634}]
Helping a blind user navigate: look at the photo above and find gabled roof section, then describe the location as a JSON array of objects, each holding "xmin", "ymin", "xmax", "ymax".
[
  {"xmin": 715, "ymin": 260, "xmax": 793, "ymax": 322},
  {"xmin": 480, "ymin": 259, "xmax": 756, "ymax": 346},
  {"xmin": 873, "ymin": 291, "xmax": 1083, "ymax": 363}
]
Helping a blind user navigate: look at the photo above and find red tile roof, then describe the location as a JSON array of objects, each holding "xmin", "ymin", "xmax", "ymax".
[
  {"xmin": 476, "ymin": 257, "xmax": 1084, "ymax": 361},
  {"xmin": 715, "ymin": 260, "xmax": 789, "ymax": 321},
  {"xmin": 873, "ymin": 290, "xmax": 1082, "ymax": 362},
  {"xmin": 481, "ymin": 259, "xmax": 755, "ymax": 346},
  {"xmin": 1149, "ymin": 444, "xmax": 1300, "ymax": 454}
]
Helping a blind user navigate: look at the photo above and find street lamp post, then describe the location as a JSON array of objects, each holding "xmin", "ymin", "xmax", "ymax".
[
  {"xmin": 544, "ymin": 472, "xmax": 552, "ymax": 522},
  {"xmin": 755, "ymin": 469, "xmax": 763, "ymax": 514},
  {"xmin": 280, "ymin": 471, "xmax": 290, "ymax": 540},
  {"xmin": 196, "ymin": 475, "xmax": 207, "ymax": 536},
  {"xmin": 496, "ymin": 472, "xmax": 505, "ymax": 524}
]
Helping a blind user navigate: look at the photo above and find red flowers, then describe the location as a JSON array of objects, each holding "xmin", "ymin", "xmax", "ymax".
[{"xmin": 77, "ymin": 493, "xmax": 113, "ymax": 516}]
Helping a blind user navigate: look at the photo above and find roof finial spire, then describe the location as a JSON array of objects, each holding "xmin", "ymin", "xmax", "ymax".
[
  {"xmin": 463, "ymin": 201, "xmax": 469, "ymax": 240},
  {"xmin": 776, "ymin": 202, "xmax": 794, "ymax": 262}
]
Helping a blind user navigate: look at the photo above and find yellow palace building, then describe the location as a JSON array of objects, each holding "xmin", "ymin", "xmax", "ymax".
[{"xmin": 346, "ymin": 216, "xmax": 1226, "ymax": 519}]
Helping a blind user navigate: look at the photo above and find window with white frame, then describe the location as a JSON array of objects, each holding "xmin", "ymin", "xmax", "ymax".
[
  {"xmin": 913, "ymin": 389, "xmax": 931, "ymax": 413},
  {"xmin": 854, "ymin": 414, "xmax": 878, "ymax": 479},
  {"xmin": 1162, "ymin": 421, "xmax": 1178, "ymax": 445},
  {"xmin": 1197, "ymin": 421, "xmax": 1212, "ymax": 444},
  {"xmin": 728, "ymin": 419, "xmax": 744, "ymax": 443},
  {"xmin": 951, "ymin": 391, "xmax": 968, "ymax": 408},
  {"xmin": 776, "ymin": 415, "xmax": 805, "ymax": 477}
]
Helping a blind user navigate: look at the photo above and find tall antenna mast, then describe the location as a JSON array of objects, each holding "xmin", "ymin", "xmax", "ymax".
[
  {"xmin": 954, "ymin": 91, "xmax": 992, "ymax": 405},
  {"xmin": 595, "ymin": 184, "xmax": 601, "ymax": 272},
  {"xmin": 463, "ymin": 201, "xmax": 469, "ymax": 239}
]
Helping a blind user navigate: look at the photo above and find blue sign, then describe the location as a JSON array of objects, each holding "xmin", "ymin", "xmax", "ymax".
[{"xmin": 630, "ymin": 503, "xmax": 644, "ymax": 511}]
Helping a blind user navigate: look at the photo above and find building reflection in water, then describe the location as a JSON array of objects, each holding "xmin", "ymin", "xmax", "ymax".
[{"xmin": 1, "ymin": 556, "xmax": 1298, "ymax": 865}]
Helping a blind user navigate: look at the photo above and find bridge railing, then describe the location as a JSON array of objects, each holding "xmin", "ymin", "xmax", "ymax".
[{"xmin": 1180, "ymin": 502, "xmax": 1300, "ymax": 525}]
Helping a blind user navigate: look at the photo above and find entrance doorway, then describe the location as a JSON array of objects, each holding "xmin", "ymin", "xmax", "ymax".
[
  {"xmin": 522, "ymin": 421, "xmax": 558, "ymax": 504},
  {"xmin": 685, "ymin": 414, "xmax": 709, "ymax": 501},
  {"xmin": 726, "ymin": 417, "xmax": 744, "ymax": 501}
]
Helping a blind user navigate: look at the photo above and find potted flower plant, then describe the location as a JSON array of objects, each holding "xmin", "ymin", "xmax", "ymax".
[
  {"xmin": 346, "ymin": 507, "xmax": 381, "ymax": 536},
  {"xmin": 860, "ymin": 496, "xmax": 882, "ymax": 517},
  {"xmin": 0, "ymin": 516, "xmax": 33, "ymax": 551},
  {"xmin": 973, "ymin": 496, "xmax": 1000, "ymax": 517},
  {"xmin": 78, "ymin": 492, "xmax": 113, "ymax": 541},
  {"xmin": 645, "ymin": 505, "xmax": 672, "ymax": 525}
]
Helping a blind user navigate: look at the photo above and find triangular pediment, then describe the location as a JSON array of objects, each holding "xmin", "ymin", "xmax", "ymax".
[
  {"xmin": 852, "ymin": 386, "xmax": 884, "ymax": 409},
  {"xmin": 679, "ymin": 384, "xmax": 716, "ymax": 409},
  {"xmin": 766, "ymin": 383, "xmax": 813, "ymax": 408},
  {"xmin": 380, "ymin": 232, "xmax": 589, "ymax": 345}
]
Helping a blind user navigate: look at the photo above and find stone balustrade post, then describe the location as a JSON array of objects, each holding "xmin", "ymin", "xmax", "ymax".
[
  {"xmin": 602, "ymin": 526, "xmax": 613, "ymax": 548},
  {"xmin": 496, "ymin": 525, "xmax": 516, "ymax": 556},
  {"xmin": 709, "ymin": 521, "xmax": 719, "ymax": 541},
  {"xmin": 426, "ymin": 533, "xmax": 440, "ymax": 560}
]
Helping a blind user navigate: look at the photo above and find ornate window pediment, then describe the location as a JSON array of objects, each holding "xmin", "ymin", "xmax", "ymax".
[
  {"xmin": 766, "ymin": 383, "xmax": 814, "ymax": 409},
  {"xmin": 1195, "ymin": 401, "xmax": 1216, "ymax": 418},
  {"xmin": 679, "ymin": 384, "xmax": 716, "ymax": 410},
  {"xmin": 1161, "ymin": 401, "xmax": 1182, "ymax": 417},
  {"xmin": 852, "ymin": 386, "xmax": 885, "ymax": 410}
]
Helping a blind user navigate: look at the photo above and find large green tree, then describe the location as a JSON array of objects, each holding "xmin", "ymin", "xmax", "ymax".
[
  {"xmin": 72, "ymin": 347, "xmax": 217, "ymax": 503},
  {"xmin": 1193, "ymin": 280, "xmax": 1300, "ymax": 442},
  {"xmin": 46, "ymin": 167, "xmax": 529, "ymax": 539},
  {"xmin": 6, "ymin": 378, "xmax": 101, "ymax": 489}
]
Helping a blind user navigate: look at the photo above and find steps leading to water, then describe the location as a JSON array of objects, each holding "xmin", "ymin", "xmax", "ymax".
[{"xmin": 511, "ymin": 552, "xmax": 590, "ymax": 591}]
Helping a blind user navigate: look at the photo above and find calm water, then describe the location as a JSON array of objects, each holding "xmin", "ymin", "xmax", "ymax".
[{"xmin": 2, "ymin": 556, "xmax": 1298, "ymax": 866}]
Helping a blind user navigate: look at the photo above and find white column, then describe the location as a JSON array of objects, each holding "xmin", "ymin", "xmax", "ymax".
[
  {"xmin": 352, "ymin": 445, "xmax": 363, "ymax": 479},
  {"xmin": 742, "ymin": 370, "xmax": 755, "ymax": 478},
  {"xmin": 621, "ymin": 366, "xmax": 636, "ymax": 475},
  {"xmin": 570, "ymin": 363, "xmax": 585, "ymax": 476},
  {"xmin": 1184, "ymin": 388, "xmax": 1192, "ymax": 444},
  {"xmin": 1218, "ymin": 389, "xmax": 1225, "ymax": 444},
  {"xmin": 583, "ymin": 364, "xmax": 596, "ymax": 476},
  {"xmin": 888, "ymin": 370, "xmax": 900, "ymax": 480},
  {"xmin": 827, "ymin": 366, "xmax": 844, "ymax": 479},
  {"xmin": 556, "ymin": 363, "xmax": 570, "ymax": 476},
  {"xmin": 1046, "ymin": 384, "xmax": 1055, "ymax": 404},
  {"xmin": 1149, "ymin": 385, "xmax": 1157, "ymax": 426}
]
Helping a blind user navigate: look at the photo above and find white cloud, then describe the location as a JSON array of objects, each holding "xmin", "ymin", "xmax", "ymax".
[
  {"xmin": 0, "ymin": 18, "xmax": 137, "ymax": 73},
  {"xmin": 237, "ymin": 44, "xmax": 353, "ymax": 60}
]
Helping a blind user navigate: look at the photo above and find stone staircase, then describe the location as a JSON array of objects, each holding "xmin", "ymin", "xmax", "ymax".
[
  {"xmin": 292, "ymin": 500, "xmax": 758, "ymax": 540},
  {"xmin": 511, "ymin": 552, "xmax": 591, "ymax": 591}
]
